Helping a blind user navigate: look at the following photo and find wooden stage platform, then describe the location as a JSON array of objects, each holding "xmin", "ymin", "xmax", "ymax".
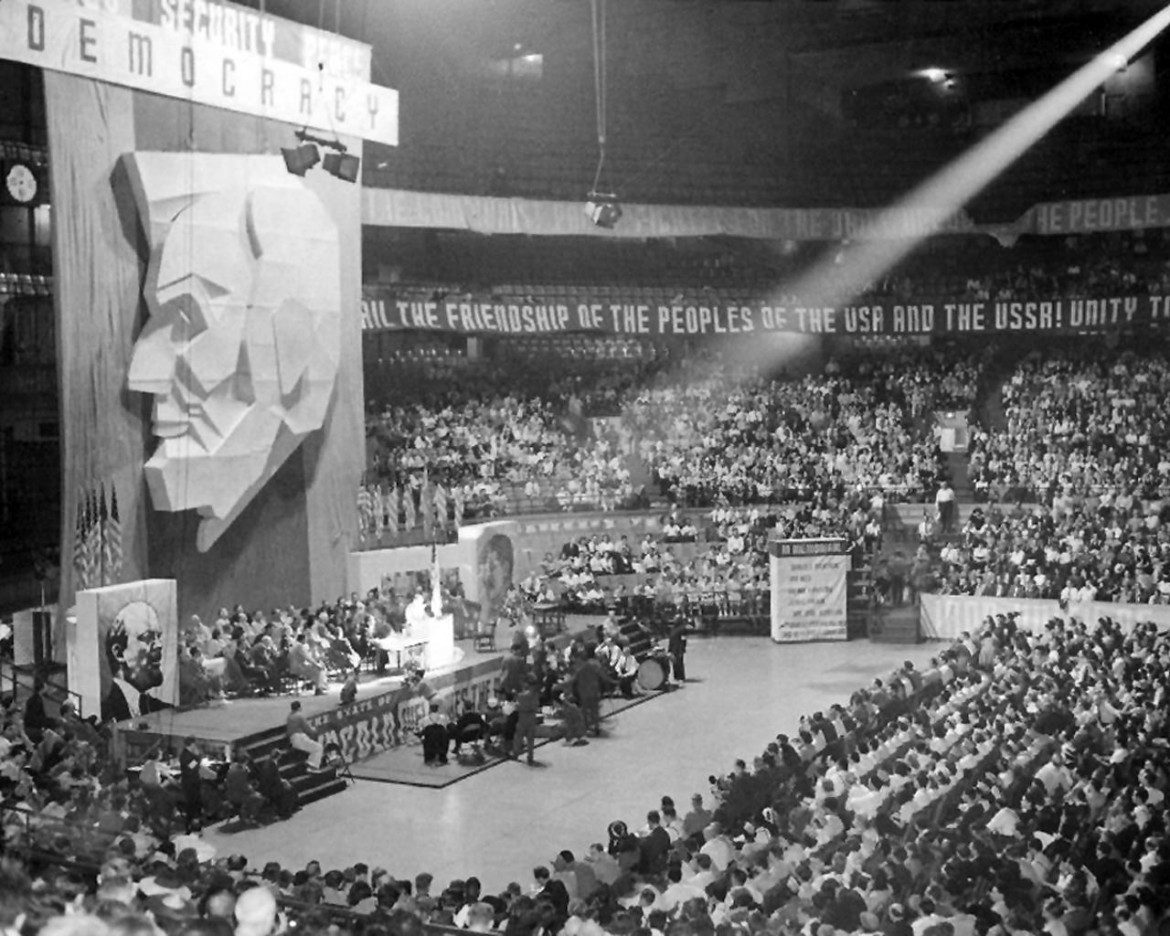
[
  {"xmin": 112, "ymin": 613, "xmax": 633, "ymax": 776},
  {"xmin": 113, "ymin": 641, "xmax": 498, "ymax": 760}
]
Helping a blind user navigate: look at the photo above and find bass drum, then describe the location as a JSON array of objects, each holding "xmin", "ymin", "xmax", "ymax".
[{"xmin": 637, "ymin": 656, "xmax": 666, "ymax": 691}]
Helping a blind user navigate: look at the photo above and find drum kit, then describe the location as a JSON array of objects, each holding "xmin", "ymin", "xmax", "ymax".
[{"xmin": 635, "ymin": 650, "xmax": 674, "ymax": 691}]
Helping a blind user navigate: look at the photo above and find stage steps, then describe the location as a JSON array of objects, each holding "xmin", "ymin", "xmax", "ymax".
[
  {"xmin": 236, "ymin": 725, "xmax": 349, "ymax": 807},
  {"xmin": 945, "ymin": 450, "xmax": 973, "ymax": 501},
  {"xmin": 867, "ymin": 606, "xmax": 922, "ymax": 644}
]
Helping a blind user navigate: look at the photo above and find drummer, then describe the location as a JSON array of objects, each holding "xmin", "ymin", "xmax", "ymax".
[{"xmin": 611, "ymin": 641, "xmax": 641, "ymax": 699}]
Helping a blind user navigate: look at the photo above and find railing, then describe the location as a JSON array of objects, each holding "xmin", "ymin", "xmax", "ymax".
[
  {"xmin": 0, "ymin": 803, "xmax": 111, "ymax": 873},
  {"xmin": 4, "ymin": 660, "xmax": 84, "ymax": 720},
  {"xmin": 359, "ymin": 485, "xmax": 928, "ymax": 550}
]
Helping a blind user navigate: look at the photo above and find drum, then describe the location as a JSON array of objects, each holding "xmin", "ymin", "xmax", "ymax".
[{"xmin": 637, "ymin": 656, "xmax": 666, "ymax": 691}]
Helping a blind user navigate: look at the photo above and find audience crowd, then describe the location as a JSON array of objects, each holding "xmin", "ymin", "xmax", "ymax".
[
  {"xmin": 7, "ymin": 611, "xmax": 1170, "ymax": 936},
  {"xmin": 10, "ymin": 239, "xmax": 1170, "ymax": 936},
  {"xmin": 622, "ymin": 346, "xmax": 969, "ymax": 510},
  {"xmin": 521, "ymin": 497, "xmax": 883, "ymax": 621},
  {"xmin": 921, "ymin": 345, "xmax": 1170, "ymax": 604}
]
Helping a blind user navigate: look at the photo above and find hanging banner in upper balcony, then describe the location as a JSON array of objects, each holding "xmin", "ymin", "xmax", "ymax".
[
  {"xmin": 0, "ymin": 0, "xmax": 398, "ymax": 146},
  {"xmin": 361, "ymin": 287, "xmax": 1170, "ymax": 337}
]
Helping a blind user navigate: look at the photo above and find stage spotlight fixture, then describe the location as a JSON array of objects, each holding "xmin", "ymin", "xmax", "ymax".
[
  {"xmin": 585, "ymin": 192, "xmax": 622, "ymax": 229},
  {"xmin": 323, "ymin": 151, "xmax": 361, "ymax": 183},
  {"xmin": 281, "ymin": 142, "xmax": 320, "ymax": 177}
]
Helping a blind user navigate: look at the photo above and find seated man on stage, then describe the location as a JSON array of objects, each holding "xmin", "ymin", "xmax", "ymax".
[
  {"xmin": 288, "ymin": 635, "xmax": 328, "ymax": 696},
  {"xmin": 449, "ymin": 701, "xmax": 489, "ymax": 762}
]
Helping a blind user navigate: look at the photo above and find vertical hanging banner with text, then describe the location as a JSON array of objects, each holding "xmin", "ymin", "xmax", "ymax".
[{"xmin": 769, "ymin": 538, "xmax": 849, "ymax": 643}]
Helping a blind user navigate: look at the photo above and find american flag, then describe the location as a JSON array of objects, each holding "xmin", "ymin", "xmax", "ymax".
[
  {"xmin": 433, "ymin": 483, "xmax": 448, "ymax": 531},
  {"xmin": 420, "ymin": 477, "xmax": 433, "ymax": 535},
  {"xmin": 385, "ymin": 485, "xmax": 400, "ymax": 536},
  {"xmin": 84, "ymin": 487, "xmax": 102, "ymax": 589},
  {"xmin": 372, "ymin": 486, "xmax": 385, "ymax": 537},
  {"xmin": 403, "ymin": 485, "xmax": 417, "ymax": 530},
  {"xmin": 103, "ymin": 484, "xmax": 123, "ymax": 585},
  {"xmin": 72, "ymin": 487, "xmax": 89, "ymax": 591},
  {"xmin": 452, "ymin": 485, "xmax": 465, "ymax": 529},
  {"xmin": 356, "ymin": 485, "xmax": 374, "ymax": 541}
]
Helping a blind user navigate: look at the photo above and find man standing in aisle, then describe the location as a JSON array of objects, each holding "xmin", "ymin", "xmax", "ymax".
[
  {"xmin": 512, "ymin": 676, "xmax": 540, "ymax": 766},
  {"xmin": 668, "ymin": 619, "xmax": 690, "ymax": 687},
  {"xmin": 286, "ymin": 700, "xmax": 324, "ymax": 771},
  {"xmin": 935, "ymin": 479, "xmax": 957, "ymax": 535},
  {"xmin": 572, "ymin": 645, "xmax": 613, "ymax": 737},
  {"xmin": 178, "ymin": 736, "xmax": 204, "ymax": 832}
]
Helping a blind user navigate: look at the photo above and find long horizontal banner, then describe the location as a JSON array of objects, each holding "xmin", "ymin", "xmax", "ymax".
[
  {"xmin": 919, "ymin": 593, "xmax": 1170, "ymax": 641},
  {"xmin": 361, "ymin": 187, "xmax": 1170, "ymax": 245},
  {"xmin": 1013, "ymin": 193, "xmax": 1170, "ymax": 237},
  {"xmin": 361, "ymin": 187, "xmax": 978, "ymax": 240},
  {"xmin": 362, "ymin": 289, "xmax": 1170, "ymax": 337},
  {"xmin": 93, "ymin": 0, "xmax": 372, "ymax": 81},
  {"xmin": 1, "ymin": 0, "xmax": 398, "ymax": 146}
]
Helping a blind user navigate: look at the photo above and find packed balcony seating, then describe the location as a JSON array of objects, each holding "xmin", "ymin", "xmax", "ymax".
[
  {"xmin": 625, "ymin": 347, "xmax": 974, "ymax": 509},
  {"xmin": 919, "ymin": 501, "xmax": 1170, "ymax": 604},
  {"xmin": 968, "ymin": 346, "xmax": 1170, "ymax": 505},
  {"xmin": 367, "ymin": 229, "xmax": 1170, "ymax": 327},
  {"xmin": 906, "ymin": 342, "xmax": 1170, "ymax": 603},
  {"xmin": 522, "ymin": 498, "xmax": 882, "ymax": 622},
  {"xmin": 8, "ymin": 612, "xmax": 1170, "ymax": 935}
]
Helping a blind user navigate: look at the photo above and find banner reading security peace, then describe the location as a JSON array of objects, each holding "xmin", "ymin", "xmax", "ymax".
[
  {"xmin": 362, "ymin": 287, "xmax": 1170, "ymax": 337},
  {"xmin": 1, "ymin": 0, "xmax": 398, "ymax": 145}
]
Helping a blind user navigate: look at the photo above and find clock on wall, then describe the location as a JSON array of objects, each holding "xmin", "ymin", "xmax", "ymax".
[{"xmin": 3, "ymin": 161, "xmax": 40, "ymax": 205}]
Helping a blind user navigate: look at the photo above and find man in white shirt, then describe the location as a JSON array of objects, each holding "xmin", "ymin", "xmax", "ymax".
[
  {"xmin": 936, "ymin": 481, "xmax": 957, "ymax": 533},
  {"xmin": 699, "ymin": 823, "xmax": 735, "ymax": 872}
]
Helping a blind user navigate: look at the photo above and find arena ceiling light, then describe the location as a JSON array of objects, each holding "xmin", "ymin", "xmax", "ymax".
[
  {"xmin": 281, "ymin": 141, "xmax": 320, "ymax": 177},
  {"xmin": 281, "ymin": 129, "xmax": 360, "ymax": 183},
  {"xmin": 322, "ymin": 151, "xmax": 361, "ymax": 183},
  {"xmin": 585, "ymin": 191, "xmax": 622, "ymax": 229}
]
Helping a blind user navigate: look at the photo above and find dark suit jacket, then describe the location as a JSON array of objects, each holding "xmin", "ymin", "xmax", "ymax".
[
  {"xmin": 638, "ymin": 826, "xmax": 671, "ymax": 874},
  {"xmin": 537, "ymin": 879, "xmax": 569, "ymax": 917},
  {"xmin": 101, "ymin": 682, "xmax": 172, "ymax": 723}
]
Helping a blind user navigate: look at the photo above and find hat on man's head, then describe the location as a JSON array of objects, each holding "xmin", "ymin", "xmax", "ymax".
[{"xmin": 145, "ymin": 892, "xmax": 197, "ymax": 923}]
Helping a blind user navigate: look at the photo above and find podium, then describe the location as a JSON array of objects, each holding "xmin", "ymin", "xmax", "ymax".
[
  {"xmin": 410, "ymin": 613, "xmax": 456, "ymax": 670},
  {"xmin": 377, "ymin": 613, "xmax": 456, "ymax": 672}
]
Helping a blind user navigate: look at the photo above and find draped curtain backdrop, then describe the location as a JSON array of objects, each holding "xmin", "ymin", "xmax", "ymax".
[{"xmin": 46, "ymin": 72, "xmax": 364, "ymax": 645}]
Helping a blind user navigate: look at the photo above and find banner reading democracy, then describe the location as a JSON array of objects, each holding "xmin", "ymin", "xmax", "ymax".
[
  {"xmin": 362, "ymin": 287, "xmax": 1170, "ymax": 337},
  {"xmin": 0, "ymin": 0, "xmax": 399, "ymax": 146}
]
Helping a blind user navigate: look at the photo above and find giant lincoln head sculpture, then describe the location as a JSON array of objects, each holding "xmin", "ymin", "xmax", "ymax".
[{"xmin": 123, "ymin": 153, "xmax": 342, "ymax": 552}]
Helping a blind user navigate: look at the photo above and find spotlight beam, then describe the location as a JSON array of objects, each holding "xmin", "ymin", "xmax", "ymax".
[{"xmin": 745, "ymin": 3, "xmax": 1170, "ymax": 368}]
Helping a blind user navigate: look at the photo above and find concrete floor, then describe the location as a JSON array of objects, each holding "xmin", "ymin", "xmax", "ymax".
[{"xmin": 203, "ymin": 636, "xmax": 941, "ymax": 893}]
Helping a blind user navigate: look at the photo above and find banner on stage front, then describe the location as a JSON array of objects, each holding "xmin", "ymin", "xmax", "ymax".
[{"xmin": 769, "ymin": 538, "xmax": 848, "ymax": 643}]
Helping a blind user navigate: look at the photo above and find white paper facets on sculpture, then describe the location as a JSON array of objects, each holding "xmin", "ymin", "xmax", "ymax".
[{"xmin": 124, "ymin": 153, "xmax": 342, "ymax": 552}]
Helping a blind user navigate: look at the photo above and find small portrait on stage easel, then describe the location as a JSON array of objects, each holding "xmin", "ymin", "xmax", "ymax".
[{"xmin": 100, "ymin": 598, "xmax": 176, "ymax": 722}]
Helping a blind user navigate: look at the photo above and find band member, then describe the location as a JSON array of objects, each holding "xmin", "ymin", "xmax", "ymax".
[
  {"xmin": 668, "ymin": 619, "xmax": 691, "ymax": 686},
  {"xmin": 611, "ymin": 643, "xmax": 642, "ymax": 699}
]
